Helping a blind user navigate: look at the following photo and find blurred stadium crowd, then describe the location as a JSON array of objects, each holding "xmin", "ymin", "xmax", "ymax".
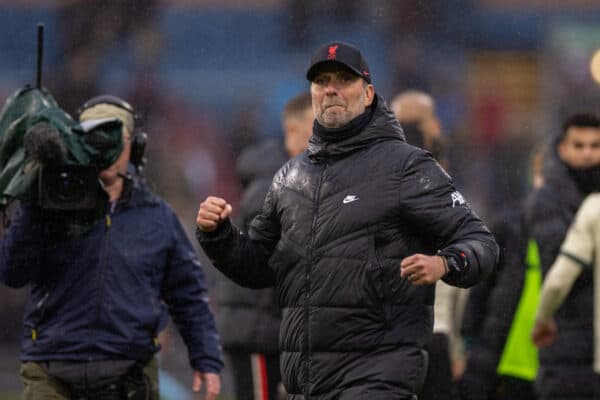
[{"xmin": 1, "ymin": 0, "xmax": 600, "ymax": 398}]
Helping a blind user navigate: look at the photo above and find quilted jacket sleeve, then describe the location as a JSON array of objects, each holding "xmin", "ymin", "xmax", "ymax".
[{"xmin": 398, "ymin": 150, "xmax": 499, "ymax": 288}]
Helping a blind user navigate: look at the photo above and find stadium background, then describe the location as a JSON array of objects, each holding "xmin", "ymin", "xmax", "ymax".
[{"xmin": 1, "ymin": 1, "xmax": 600, "ymax": 398}]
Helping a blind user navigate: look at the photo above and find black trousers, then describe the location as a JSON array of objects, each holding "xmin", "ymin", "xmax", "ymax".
[
  {"xmin": 420, "ymin": 333, "xmax": 459, "ymax": 400},
  {"xmin": 495, "ymin": 375, "xmax": 536, "ymax": 400},
  {"xmin": 228, "ymin": 351, "xmax": 281, "ymax": 400}
]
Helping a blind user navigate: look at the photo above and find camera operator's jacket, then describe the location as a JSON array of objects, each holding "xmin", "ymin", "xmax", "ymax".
[
  {"xmin": 0, "ymin": 180, "xmax": 223, "ymax": 374},
  {"xmin": 198, "ymin": 95, "xmax": 498, "ymax": 399}
]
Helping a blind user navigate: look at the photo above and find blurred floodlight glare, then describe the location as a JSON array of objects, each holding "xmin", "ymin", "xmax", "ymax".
[{"xmin": 591, "ymin": 49, "xmax": 600, "ymax": 85}]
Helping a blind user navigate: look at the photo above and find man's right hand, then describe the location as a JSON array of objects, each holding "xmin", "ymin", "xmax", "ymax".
[{"xmin": 197, "ymin": 196, "xmax": 233, "ymax": 232}]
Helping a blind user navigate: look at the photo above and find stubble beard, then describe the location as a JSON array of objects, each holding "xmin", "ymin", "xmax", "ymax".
[
  {"xmin": 317, "ymin": 91, "xmax": 366, "ymax": 129},
  {"xmin": 318, "ymin": 108, "xmax": 351, "ymax": 128}
]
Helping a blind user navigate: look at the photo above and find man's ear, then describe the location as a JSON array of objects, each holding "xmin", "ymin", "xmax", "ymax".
[{"xmin": 364, "ymin": 84, "xmax": 375, "ymax": 107}]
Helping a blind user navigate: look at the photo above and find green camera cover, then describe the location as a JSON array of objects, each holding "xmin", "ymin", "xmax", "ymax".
[{"xmin": 0, "ymin": 86, "xmax": 123, "ymax": 207}]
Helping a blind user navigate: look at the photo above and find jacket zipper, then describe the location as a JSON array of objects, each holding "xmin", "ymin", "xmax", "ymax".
[
  {"xmin": 374, "ymin": 246, "xmax": 393, "ymax": 326},
  {"xmin": 32, "ymin": 225, "xmax": 52, "ymax": 343},
  {"xmin": 304, "ymin": 162, "xmax": 326, "ymax": 398},
  {"xmin": 94, "ymin": 209, "xmax": 113, "ymax": 346},
  {"xmin": 31, "ymin": 291, "xmax": 50, "ymax": 343},
  {"xmin": 368, "ymin": 234, "xmax": 391, "ymax": 326}
]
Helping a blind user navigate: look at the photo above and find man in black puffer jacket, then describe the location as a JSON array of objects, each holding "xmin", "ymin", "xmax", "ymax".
[
  {"xmin": 196, "ymin": 41, "xmax": 498, "ymax": 399},
  {"xmin": 525, "ymin": 112, "xmax": 600, "ymax": 399}
]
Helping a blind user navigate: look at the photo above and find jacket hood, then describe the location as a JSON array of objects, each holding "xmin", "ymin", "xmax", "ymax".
[
  {"xmin": 307, "ymin": 94, "xmax": 405, "ymax": 160},
  {"xmin": 542, "ymin": 141, "xmax": 569, "ymax": 186},
  {"xmin": 542, "ymin": 140, "xmax": 586, "ymax": 204}
]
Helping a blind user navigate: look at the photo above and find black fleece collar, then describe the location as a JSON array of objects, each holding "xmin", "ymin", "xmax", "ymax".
[
  {"xmin": 307, "ymin": 95, "xmax": 405, "ymax": 161},
  {"xmin": 313, "ymin": 99, "xmax": 376, "ymax": 143}
]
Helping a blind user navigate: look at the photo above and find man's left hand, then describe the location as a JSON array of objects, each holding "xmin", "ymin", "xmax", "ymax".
[
  {"xmin": 192, "ymin": 371, "xmax": 221, "ymax": 400},
  {"xmin": 400, "ymin": 254, "xmax": 446, "ymax": 285}
]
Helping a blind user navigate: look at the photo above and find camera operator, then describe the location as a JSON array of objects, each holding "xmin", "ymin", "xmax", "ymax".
[{"xmin": 0, "ymin": 95, "xmax": 223, "ymax": 400}]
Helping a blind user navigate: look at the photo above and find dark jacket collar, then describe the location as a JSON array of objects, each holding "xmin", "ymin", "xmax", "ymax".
[
  {"xmin": 118, "ymin": 176, "xmax": 161, "ymax": 209},
  {"xmin": 307, "ymin": 94, "xmax": 405, "ymax": 161}
]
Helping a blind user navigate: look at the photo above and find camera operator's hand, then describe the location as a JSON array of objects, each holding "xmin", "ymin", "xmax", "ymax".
[
  {"xmin": 192, "ymin": 371, "xmax": 221, "ymax": 400},
  {"xmin": 197, "ymin": 196, "xmax": 233, "ymax": 232}
]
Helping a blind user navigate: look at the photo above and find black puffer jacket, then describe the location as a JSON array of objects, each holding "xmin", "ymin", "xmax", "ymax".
[
  {"xmin": 525, "ymin": 148, "xmax": 595, "ymax": 399},
  {"xmin": 215, "ymin": 139, "xmax": 287, "ymax": 353},
  {"xmin": 198, "ymin": 96, "xmax": 498, "ymax": 399}
]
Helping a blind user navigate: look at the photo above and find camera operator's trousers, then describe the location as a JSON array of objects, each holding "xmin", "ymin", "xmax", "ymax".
[{"xmin": 19, "ymin": 357, "xmax": 158, "ymax": 399}]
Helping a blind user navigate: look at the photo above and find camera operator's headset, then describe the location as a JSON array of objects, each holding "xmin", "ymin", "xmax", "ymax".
[{"xmin": 77, "ymin": 95, "xmax": 147, "ymax": 174}]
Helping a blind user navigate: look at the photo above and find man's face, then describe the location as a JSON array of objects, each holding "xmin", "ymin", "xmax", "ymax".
[
  {"xmin": 99, "ymin": 129, "xmax": 131, "ymax": 185},
  {"xmin": 558, "ymin": 126, "xmax": 600, "ymax": 169},
  {"xmin": 284, "ymin": 108, "xmax": 314, "ymax": 157},
  {"xmin": 311, "ymin": 68, "xmax": 374, "ymax": 129}
]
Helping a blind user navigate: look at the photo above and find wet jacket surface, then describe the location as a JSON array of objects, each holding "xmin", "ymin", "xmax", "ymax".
[
  {"xmin": 525, "ymin": 151, "xmax": 595, "ymax": 399},
  {"xmin": 0, "ymin": 179, "xmax": 223, "ymax": 373},
  {"xmin": 198, "ymin": 96, "xmax": 498, "ymax": 399}
]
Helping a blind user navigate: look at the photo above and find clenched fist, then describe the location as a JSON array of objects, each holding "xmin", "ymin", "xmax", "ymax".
[{"xmin": 197, "ymin": 196, "xmax": 233, "ymax": 232}]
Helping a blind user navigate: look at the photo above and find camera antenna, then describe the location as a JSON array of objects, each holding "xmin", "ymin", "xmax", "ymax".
[{"xmin": 36, "ymin": 23, "xmax": 44, "ymax": 88}]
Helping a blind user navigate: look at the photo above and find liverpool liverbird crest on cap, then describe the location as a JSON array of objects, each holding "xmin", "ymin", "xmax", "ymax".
[{"xmin": 306, "ymin": 41, "xmax": 371, "ymax": 83}]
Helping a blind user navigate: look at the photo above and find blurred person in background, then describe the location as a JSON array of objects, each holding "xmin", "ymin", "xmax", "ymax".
[
  {"xmin": 0, "ymin": 95, "xmax": 223, "ymax": 400},
  {"xmin": 532, "ymin": 193, "xmax": 600, "ymax": 392},
  {"xmin": 391, "ymin": 90, "xmax": 448, "ymax": 169},
  {"xmin": 226, "ymin": 105, "xmax": 263, "ymax": 160},
  {"xmin": 392, "ymin": 90, "xmax": 466, "ymax": 400},
  {"xmin": 216, "ymin": 92, "xmax": 312, "ymax": 400},
  {"xmin": 50, "ymin": 1, "xmax": 161, "ymax": 115},
  {"xmin": 459, "ymin": 148, "xmax": 546, "ymax": 400},
  {"xmin": 525, "ymin": 112, "xmax": 600, "ymax": 399},
  {"xmin": 197, "ymin": 41, "xmax": 498, "ymax": 399}
]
